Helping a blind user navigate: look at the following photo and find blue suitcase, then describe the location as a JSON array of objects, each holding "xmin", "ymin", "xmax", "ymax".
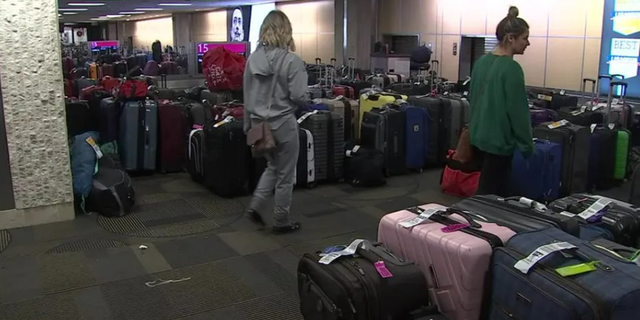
[
  {"xmin": 490, "ymin": 228, "xmax": 640, "ymax": 320},
  {"xmin": 400, "ymin": 104, "xmax": 428, "ymax": 170},
  {"xmin": 510, "ymin": 139, "xmax": 562, "ymax": 201}
]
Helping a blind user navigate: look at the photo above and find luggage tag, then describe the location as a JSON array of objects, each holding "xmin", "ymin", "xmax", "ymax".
[
  {"xmin": 85, "ymin": 137, "xmax": 103, "ymax": 159},
  {"xmin": 213, "ymin": 116, "xmax": 234, "ymax": 128},
  {"xmin": 590, "ymin": 124, "xmax": 597, "ymax": 133},
  {"xmin": 571, "ymin": 110, "xmax": 585, "ymax": 116},
  {"xmin": 400, "ymin": 207, "xmax": 440, "ymax": 228},
  {"xmin": 555, "ymin": 262, "xmax": 598, "ymax": 277},
  {"xmin": 547, "ymin": 120, "xmax": 569, "ymax": 129},
  {"xmin": 537, "ymin": 94, "xmax": 553, "ymax": 102},
  {"xmin": 441, "ymin": 223, "xmax": 469, "ymax": 233},
  {"xmin": 297, "ymin": 110, "xmax": 319, "ymax": 124},
  {"xmin": 345, "ymin": 145, "xmax": 361, "ymax": 157},
  {"xmin": 318, "ymin": 239, "xmax": 366, "ymax": 265},
  {"xmin": 577, "ymin": 198, "xmax": 611, "ymax": 222},
  {"xmin": 518, "ymin": 197, "xmax": 548, "ymax": 212},
  {"xmin": 374, "ymin": 261, "xmax": 394, "ymax": 278},
  {"xmin": 514, "ymin": 242, "xmax": 577, "ymax": 274},
  {"xmin": 609, "ymin": 123, "xmax": 616, "ymax": 130}
]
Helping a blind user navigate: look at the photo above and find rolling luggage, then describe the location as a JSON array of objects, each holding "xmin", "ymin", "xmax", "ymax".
[
  {"xmin": 452, "ymin": 195, "xmax": 581, "ymax": 237},
  {"xmin": 359, "ymin": 92, "xmax": 407, "ymax": 138},
  {"xmin": 529, "ymin": 107, "xmax": 558, "ymax": 127},
  {"xmin": 344, "ymin": 144, "xmax": 386, "ymax": 187},
  {"xmin": 114, "ymin": 61, "xmax": 128, "ymax": 77},
  {"xmin": 588, "ymin": 125, "xmax": 617, "ymax": 190},
  {"xmin": 89, "ymin": 63, "xmax": 99, "ymax": 80},
  {"xmin": 387, "ymin": 83, "xmax": 431, "ymax": 96},
  {"xmin": 99, "ymin": 98, "xmax": 121, "ymax": 143},
  {"xmin": 510, "ymin": 139, "xmax": 562, "ymax": 201},
  {"xmin": 548, "ymin": 194, "xmax": 640, "ymax": 247},
  {"xmin": 65, "ymin": 100, "xmax": 97, "ymax": 137},
  {"xmin": 378, "ymin": 204, "xmax": 515, "ymax": 320},
  {"xmin": 400, "ymin": 103, "xmax": 428, "ymax": 170},
  {"xmin": 87, "ymin": 167, "xmax": 135, "ymax": 217},
  {"xmin": 615, "ymin": 130, "xmax": 630, "ymax": 180},
  {"xmin": 203, "ymin": 120, "xmax": 248, "ymax": 197},
  {"xmin": 158, "ymin": 100, "xmax": 187, "ymax": 172},
  {"xmin": 75, "ymin": 78, "xmax": 97, "ymax": 97},
  {"xmin": 533, "ymin": 122, "xmax": 591, "ymax": 196},
  {"xmin": 490, "ymin": 227, "xmax": 640, "ymax": 320},
  {"xmin": 442, "ymin": 97, "xmax": 471, "ymax": 150},
  {"xmin": 143, "ymin": 60, "xmax": 160, "ymax": 76},
  {"xmin": 314, "ymin": 98, "xmax": 359, "ymax": 143},
  {"xmin": 187, "ymin": 129, "xmax": 206, "ymax": 183},
  {"xmin": 201, "ymin": 90, "xmax": 232, "ymax": 106},
  {"xmin": 298, "ymin": 240, "xmax": 430, "ymax": 320},
  {"xmin": 298, "ymin": 111, "xmax": 344, "ymax": 182},
  {"xmin": 408, "ymin": 96, "xmax": 447, "ymax": 165},
  {"xmin": 296, "ymin": 128, "xmax": 316, "ymax": 188},
  {"xmin": 161, "ymin": 61, "xmax": 178, "ymax": 75},
  {"xmin": 101, "ymin": 64, "xmax": 114, "ymax": 78},
  {"xmin": 332, "ymin": 84, "xmax": 355, "ymax": 99},
  {"xmin": 361, "ymin": 108, "xmax": 406, "ymax": 175},
  {"xmin": 119, "ymin": 100, "xmax": 158, "ymax": 172}
]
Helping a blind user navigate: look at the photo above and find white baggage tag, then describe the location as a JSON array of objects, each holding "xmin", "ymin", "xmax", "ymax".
[
  {"xmin": 332, "ymin": 95, "xmax": 344, "ymax": 101},
  {"xmin": 537, "ymin": 94, "xmax": 553, "ymax": 102},
  {"xmin": 318, "ymin": 239, "xmax": 365, "ymax": 265},
  {"xmin": 559, "ymin": 211, "xmax": 576, "ymax": 218},
  {"xmin": 571, "ymin": 110, "xmax": 585, "ymax": 116},
  {"xmin": 213, "ymin": 116, "xmax": 234, "ymax": 128},
  {"xmin": 400, "ymin": 208, "xmax": 439, "ymax": 228},
  {"xmin": 85, "ymin": 137, "xmax": 103, "ymax": 159},
  {"xmin": 613, "ymin": 98, "xmax": 620, "ymax": 105},
  {"xmin": 518, "ymin": 197, "xmax": 547, "ymax": 211},
  {"xmin": 609, "ymin": 123, "xmax": 616, "ymax": 130},
  {"xmin": 580, "ymin": 105, "xmax": 588, "ymax": 112},
  {"xmin": 297, "ymin": 110, "xmax": 319, "ymax": 124},
  {"xmin": 514, "ymin": 242, "xmax": 577, "ymax": 274},
  {"xmin": 547, "ymin": 120, "xmax": 569, "ymax": 129},
  {"xmin": 577, "ymin": 198, "xmax": 611, "ymax": 221},
  {"xmin": 590, "ymin": 124, "xmax": 597, "ymax": 133}
]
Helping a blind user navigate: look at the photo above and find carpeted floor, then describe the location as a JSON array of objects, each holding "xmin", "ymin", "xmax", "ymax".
[{"xmin": 0, "ymin": 170, "xmax": 631, "ymax": 319}]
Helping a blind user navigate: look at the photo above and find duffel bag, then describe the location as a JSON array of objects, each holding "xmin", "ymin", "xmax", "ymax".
[
  {"xmin": 344, "ymin": 144, "xmax": 386, "ymax": 187},
  {"xmin": 117, "ymin": 79, "xmax": 148, "ymax": 100},
  {"xmin": 87, "ymin": 167, "xmax": 135, "ymax": 217}
]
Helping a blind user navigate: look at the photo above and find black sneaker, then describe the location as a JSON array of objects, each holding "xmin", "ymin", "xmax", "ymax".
[
  {"xmin": 246, "ymin": 210, "xmax": 266, "ymax": 227},
  {"xmin": 272, "ymin": 221, "xmax": 302, "ymax": 234}
]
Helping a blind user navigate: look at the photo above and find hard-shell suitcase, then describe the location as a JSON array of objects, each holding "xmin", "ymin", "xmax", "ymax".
[
  {"xmin": 158, "ymin": 100, "xmax": 187, "ymax": 173},
  {"xmin": 359, "ymin": 92, "xmax": 407, "ymax": 138},
  {"xmin": 548, "ymin": 194, "xmax": 640, "ymax": 247},
  {"xmin": 101, "ymin": 64, "xmax": 114, "ymax": 78},
  {"xmin": 490, "ymin": 227, "xmax": 640, "ymax": 320},
  {"xmin": 114, "ymin": 61, "xmax": 128, "ymax": 77},
  {"xmin": 314, "ymin": 98, "xmax": 360, "ymax": 143},
  {"xmin": 296, "ymin": 128, "xmax": 316, "ymax": 188},
  {"xmin": 187, "ymin": 129, "xmax": 205, "ymax": 183},
  {"xmin": 557, "ymin": 107, "xmax": 603, "ymax": 126},
  {"xmin": 361, "ymin": 108, "xmax": 406, "ymax": 176},
  {"xmin": 510, "ymin": 139, "xmax": 562, "ymax": 201},
  {"xmin": 378, "ymin": 204, "xmax": 516, "ymax": 320},
  {"xmin": 298, "ymin": 111, "xmax": 344, "ymax": 181},
  {"xmin": 452, "ymin": 195, "xmax": 581, "ymax": 237},
  {"xmin": 75, "ymin": 78, "xmax": 97, "ymax": 97},
  {"xmin": 443, "ymin": 98, "xmax": 471, "ymax": 150},
  {"xmin": 567, "ymin": 194, "xmax": 640, "ymax": 227},
  {"xmin": 588, "ymin": 125, "xmax": 617, "ymax": 190},
  {"xmin": 400, "ymin": 104, "xmax": 428, "ymax": 170},
  {"xmin": 99, "ymin": 97, "xmax": 121, "ymax": 143},
  {"xmin": 203, "ymin": 120, "xmax": 248, "ymax": 197},
  {"xmin": 119, "ymin": 100, "xmax": 158, "ymax": 172},
  {"xmin": 298, "ymin": 240, "xmax": 430, "ymax": 320},
  {"xmin": 332, "ymin": 84, "xmax": 355, "ymax": 99},
  {"xmin": 89, "ymin": 63, "xmax": 99, "ymax": 80},
  {"xmin": 533, "ymin": 122, "xmax": 591, "ymax": 196},
  {"xmin": 408, "ymin": 96, "xmax": 447, "ymax": 165}
]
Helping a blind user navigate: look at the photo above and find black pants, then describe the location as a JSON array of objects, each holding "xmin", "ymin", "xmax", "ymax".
[{"xmin": 474, "ymin": 147, "xmax": 513, "ymax": 197}]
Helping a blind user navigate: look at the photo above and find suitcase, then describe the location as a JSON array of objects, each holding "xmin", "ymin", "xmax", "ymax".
[
  {"xmin": 359, "ymin": 92, "xmax": 407, "ymax": 139},
  {"xmin": 101, "ymin": 64, "xmax": 114, "ymax": 78},
  {"xmin": 530, "ymin": 107, "xmax": 559, "ymax": 127},
  {"xmin": 400, "ymin": 103, "xmax": 428, "ymax": 170},
  {"xmin": 101, "ymin": 76, "xmax": 121, "ymax": 92},
  {"xmin": 452, "ymin": 195, "xmax": 581, "ymax": 237},
  {"xmin": 408, "ymin": 96, "xmax": 447, "ymax": 165},
  {"xmin": 119, "ymin": 100, "xmax": 158, "ymax": 172},
  {"xmin": 75, "ymin": 78, "xmax": 98, "ymax": 97},
  {"xmin": 344, "ymin": 144, "xmax": 386, "ymax": 187},
  {"xmin": 203, "ymin": 120, "xmax": 248, "ymax": 197},
  {"xmin": 570, "ymin": 194, "xmax": 640, "ymax": 227},
  {"xmin": 361, "ymin": 108, "xmax": 406, "ymax": 176},
  {"xmin": 64, "ymin": 79, "xmax": 75, "ymax": 97},
  {"xmin": 114, "ymin": 61, "xmax": 128, "ymax": 77},
  {"xmin": 615, "ymin": 130, "xmax": 630, "ymax": 180},
  {"xmin": 314, "ymin": 98, "xmax": 360, "ymax": 143},
  {"xmin": 510, "ymin": 139, "xmax": 562, "ymax": 201},
  {"xmin": 378, "ymin": 203, "xmax": 516, "ymax": 320},
  {"xmin": 143, "ymin": 60, "xmax": 160, "ymax": 76},
  {"xmin": 65, "ymin": 101, "xmax": 97, "ymax": 137},
  {"xmin": 161, "ymin": 61, "xmax": 178, "ymax": 75},
  {"xmin": 187, "ymin": 129, "xmax": 205, "ymax": 183},
  {"xmin": 201, "ymin": 90, "xmax": 232, "ymax": 106},
  {"xmin": 80, "ymin": 85, "xmax": 105, "ymax": 101},
  {"xmin": 158, "ymin": 100, "xmax": 187, "ymax": 173},
  {"xmin": 490, "ymin": 227, "xmax": 640, "ymax": 320},
  {"xmin": 442, "ymin": 98, "xmax": 471, "ymax": 150},
  {"xmin": 388, "ymin": 83, "xmax": 431, "ymax": 96},
  {"xmin": 87, "ymin": 168, "xmax": 135, "ymax": 217},
  {"xmin": 588, "ymin": 125, "xmax": 618, "ymax": 190},
  {"xmin": 548, "ymin": 194, "xmax": 640, "ymax": 247},
  {"xmin": 298, "ymin": 240, "xmax": 430, "ymax": 320},
  {"xmin": 332, "ymin": 85, "xmax": 355, "ymax": 99},
  {"xmin": 533, "ymin": 122, "xmax": 591, "ymax": 196},
  {"xmin": 298, "ymin": 111, "xmax": 344, "ymax": 182},
  {"xmin": 296, "ymin": 128, "xmax": 316, "ymax": 188},
  {"xmin": 89, "ymin": 63, "xmax": 99, "ymax": 80},
  {"xmin": 556, "ymin": 107, "xmax": 603, "ymax": 126},
  {"xmin": 308, "ymin": 85, "xmax": 332, "ymax": 99},
  {"xmin": 99, "ymin": 98, "xmax": 121, "ymax": 143}
]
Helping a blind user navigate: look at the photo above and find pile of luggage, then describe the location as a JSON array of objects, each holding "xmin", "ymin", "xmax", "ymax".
[{"xmin": 298, "ymin": 193, "xmax": 640, "ymax": 320}]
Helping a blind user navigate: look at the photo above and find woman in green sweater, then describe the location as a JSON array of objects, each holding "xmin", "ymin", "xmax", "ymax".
[{"xmin": 469, "ymin": 6, "xmax": 533, "ymax": 196}]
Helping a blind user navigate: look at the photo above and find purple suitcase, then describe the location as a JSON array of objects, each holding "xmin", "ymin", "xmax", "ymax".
[
  {"xmin": 378, "ymin": 203, "xmax": 516, "ymax": 320},
  {"xmin": 530, "ymin": 107, "xmax": 558, "ymax": 127}
]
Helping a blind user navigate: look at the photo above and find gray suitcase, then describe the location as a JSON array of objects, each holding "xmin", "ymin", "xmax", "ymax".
[
  {"xmin": 408, "ymin": 96, "xmax": 448, "ymax": 165},
  {"xmin": 444, "ymin": 97, "xmax": 471, "ymax": 150},
  {"xmin": 298, "ymin": 111, "xmax": 344, "ymax": 181},
  {"xmin": 119, "ymin": 100, "xmax": 158, "ymax": 171}
]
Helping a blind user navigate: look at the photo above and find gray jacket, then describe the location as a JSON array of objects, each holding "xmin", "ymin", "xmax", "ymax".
[{"xmin": 243, "ymin": 46, "xmax": 309, "ymax": 132}]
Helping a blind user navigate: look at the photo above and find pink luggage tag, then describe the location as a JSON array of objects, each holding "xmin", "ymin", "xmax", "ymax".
[
  {"xmin": 374, "ymin": 261, "xmax": 393, "ymax": 278},
  {"xmin": 192, "ymin": 124, "xmax": 203, "ymax": 130},
  {"xmin": 441, "ymin": 223, "xmax": 469, "ymax": 233}
]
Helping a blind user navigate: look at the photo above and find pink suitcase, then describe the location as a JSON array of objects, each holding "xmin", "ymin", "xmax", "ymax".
[{"xmin": 378, "ymin": 203, "xmax": 516, "ymax": 320}]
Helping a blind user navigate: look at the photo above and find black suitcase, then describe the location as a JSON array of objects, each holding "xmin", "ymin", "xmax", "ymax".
[
  {"xmin": 98, "ymin": 97, "xmax": 121, "ymax": 143},
  {"xmin": 298, "ymin": 240, "xmax": 430, "ymax": 320},
  {"xmin": 187, "ymin": 129, "xmax": 205, "ymax": 183},
  {"xmin": 361, "ymin": 108, "xmax": 406, "ymax": 176},
  {"xmin": 203, "ymin": 120, "xmax": 248, "ymax": 197},
  {"xmin": 65, "ymin": 100, "xmax": 97, "ymax": 137},
  {"xmin": 344, "ymin": 144, "xmax": 386, "ymax": 187},
  {"xmin": 299, "ymin": 111, "xmax": 345, "ymax": 182},
  {"xmin": 388, "ymin": 83, "xmax": 431, "ymax": 96},
  {"xmin": 533, "ymin": 122, "xmax": 591, "ymax": 196},
  {"xmin": 549, "ymin": 194, "xmax": 640, "ymax": 247},
  {"xmin": 588, "ymin": 126, "xmax": 618, "ymax": 190},
  {"xmin": 557, "ymin": 107, "xmax": 604, "ymax": 126},
  {"xmin": 408, "ymin": 96, "xmax": 448, "ymax": 165},
  {"xmin": 452, "ymin": 195, "xmax": 581, "ymax": 236},
  {"xmin": 86, "ymin": 167, "xmax": 135, "ymax": 217}
]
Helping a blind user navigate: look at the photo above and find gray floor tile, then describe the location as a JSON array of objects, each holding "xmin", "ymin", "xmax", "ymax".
[
  {"xmin": 0, "ymin": 292, "xmax": 81, "ymax": 320},
  {"xmin": 85, "ymin": 247, "xmax": 148, "ymax": 284},
  {"xmin": 0, "ymin": 256, "xmax": 43, "ymax": 304},
  {"xmin": 218, "ymin": 231, "xmax": 281, "ymax": 255},
  {"xmin": 217, "ymin": 256, "xmax": 282, "ymax": 297},
  {"xmin": 73, "ymin": 286, "xmax": 114, "ymax": 320},
  {"xmin": 155, "ymin": 235, "xmax": 239, "ymax": 269}
]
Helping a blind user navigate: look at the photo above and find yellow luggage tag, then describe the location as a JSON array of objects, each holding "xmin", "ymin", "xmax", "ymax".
[
  {"xmin": 547, "ymin": 120, "xmax": 569, "ymax": 129},
  {"xmin": 555, "ymin": 262, "xmax": 598, "ymax": 277},
  {"xmin": 537, "ymin": 94, "xmax": 553, "ymax": 101},
  {"xmin": 85, "ymin": 137, "xmax": 102, "ymax": 175},
  {"xmin": 214, "ymin": 116, "xmax": 234, "ymax": 128}
]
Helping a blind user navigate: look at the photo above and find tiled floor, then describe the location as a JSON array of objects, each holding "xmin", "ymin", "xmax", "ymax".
[{"xmin": 0, "ymin": 170, "xmax": 631, "ymax": 320}]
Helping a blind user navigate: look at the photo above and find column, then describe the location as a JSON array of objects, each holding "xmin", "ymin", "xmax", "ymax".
[{"xmin": 0, "ymin": 0, "xmax": 75, "ymax": 228}]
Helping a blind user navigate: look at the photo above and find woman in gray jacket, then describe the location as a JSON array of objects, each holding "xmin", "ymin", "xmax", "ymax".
[{"xmin": 244, "ymin": 10, "xmax": 308, "ymax": 234}]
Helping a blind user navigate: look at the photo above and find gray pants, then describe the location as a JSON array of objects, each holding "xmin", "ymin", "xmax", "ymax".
[{"xmin": 249, "ymin": 117, "xmax": 299, "ymax": 226}]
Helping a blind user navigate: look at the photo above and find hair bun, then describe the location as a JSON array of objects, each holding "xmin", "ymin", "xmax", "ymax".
[{"xmin": 508, "ymin": 6, "xmax": 519, "ymax": 18}]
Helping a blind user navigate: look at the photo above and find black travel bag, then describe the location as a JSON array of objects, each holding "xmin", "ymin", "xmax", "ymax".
[
  {"xmin": 344, "ymin": 144, "xmax": 386, "ymax": 187},
  {"xmin": 407, "ymin": 96, "xmax": 448, "ymax": 165},
  {"xmin": 86, "ymin": 167, "xmax": 135, "ymax": 217},
  {"xmin": 203, "ymin": 120, "xmax": 249, "ymax": 197},
  {"xmin": 360, "ymin": 108, "xmax": 406, "ymax": 176},
  {"xmin": 298, "ymin": 240, "xmax": 430, "ymax": 320}
]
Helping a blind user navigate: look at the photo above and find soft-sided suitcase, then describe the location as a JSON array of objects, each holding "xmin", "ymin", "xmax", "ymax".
[
  {"xmin": 588, "ymin": 125, "xmax": 618, "ymax": 190},
  {"xmin": 388, "ymin": 83, "xmax": 431, "ymax": 96},
  {"xmin": 548, "ymin": 194, "xmax": 640, "ymax": 247},
  {"xmin": 359, "ymin": 92, "xmax": 407, "ymax": 138},
  {"xmin": 298, "ymin": 240, "xmax": 430, "ymax": 320},
  {"xmin": 408, "ymin": 96, "xmax": 448, "ymax": 165},
  {"xmin": 158, "ymin": 100, "xmax": 187, "ymax": 173},
  {"xmin": 298, "ymin": 111, "xmax": 344, "ymax": 182},
  {"xmin": 187, "ymin": 129, "xmax": 205, "ymax": 183},
  {"xmin": 530, "ymin": 107, "xmax": 559, "ymax": 127},
  {"xmin": 119, "ymin": 100, "xmax": 158, "ymax": 172},
  {"xmin": 101, "ymin": 64, "xmax": 114, "ymax": 78},
  {"xmin": 490, "ymin": 227, "xmax": 640, "ymax": 320},
  {"xmin": 344, "ymin": 144, "xmax": 386, "ymax": 187},
  {"xmin": 296, "ymin": 128, "xmax": 316, "ymax": 188},
  {"xmin": 557, "ymin": 107, "xmax": 603, "ymax": 126},
  {"xmin": 75, "ymin": 78, "xmax": 97, "ymax": 97},
  {"xmin": 87, "ymin": 167, "xmax": 135, "ymax": 217},
  {"xmin": 361, "ymin": 108, "xmax": 406, "ymax": 175},
  {"xmin": 201, "ymin": 90, "xmax": 232, "ymax": 106},
  {"xmin": 615, "ymin": 130, "xmax": 630, "ymax": 180},
  {"xmin": 378, "ymin": 204, "xmax": 516, "ymax": 320},
  {"xmin": 400, "ymin": 103, "xmax": 428, "ymax": 170},
  {"xmin": 332, "ymin": 84, "xmax": 355, "ymax": 99},
  {"xmin": 203, "ymin": 120, "xmax": 248, "ymax": 197},
  {"xmin": 533, "ymin": 122, "xmax": 591, "ymax": 196},
  {"xmin": 452, "ymin": 195, "xmax": 581, "ymax": 237},
  {"xmin": 99, "ymin": 97, "xmax": 121, "ymax": 143},
  {"xmin": 510, "ymin": 139, "xmax": 562, "ymax": 201}
]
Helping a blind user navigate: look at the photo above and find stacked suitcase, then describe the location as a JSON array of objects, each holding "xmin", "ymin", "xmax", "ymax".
[{"xmin": 298, "ymin": 111, "xmax": 345, "ymax": 182}]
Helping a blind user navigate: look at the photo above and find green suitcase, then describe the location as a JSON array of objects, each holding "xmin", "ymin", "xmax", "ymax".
[{"xmin": 614, "ymin": 129, "xmax": 630, "ymax": 180}]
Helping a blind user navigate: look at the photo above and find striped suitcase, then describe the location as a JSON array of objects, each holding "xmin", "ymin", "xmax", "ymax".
[
  {"xmin": 298, "ymin": 111, "xmax": 344, "ymax": 182},
  {"xmin": 314, "ymin": 98, "xmax": 359, "ymax": 143}
]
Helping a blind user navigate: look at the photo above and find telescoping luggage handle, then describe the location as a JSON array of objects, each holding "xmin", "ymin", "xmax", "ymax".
[
  {"xmin": 348, "ymin": 57, "xmax": 355, "ymax": 81},
  {"xmin": 581, "ymin": 78, "xmax": 596, "ymax": 107},
  {"xmin": 606, "ymin": 81, "xmax": 628, "ymax": 125}
]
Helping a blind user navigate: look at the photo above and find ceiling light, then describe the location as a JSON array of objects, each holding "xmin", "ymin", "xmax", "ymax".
[
  {"xmin": 119, "ymin": 12, "xmax": 144, "ymax": 14},
  {"xmin": 106, "ymin": 15, "xmax": 125, "ymax": 18},
  {"xmin": 68, "ymin": 3, "xmax": 105, "ymax": 6},
  {"xmin": 59, "ymin": 8, "xmax": 88, "ymax": 11},
  {"xmin": 158, "ymin": 3, "xmax": 192, "ymax": 6},
  {"xmin": 62, "ymin": 12, "xmax": 78, "ymax": 15},
  {"xmin": 134, "ymin": 8, "xmax": 163, "ymax": 11}
]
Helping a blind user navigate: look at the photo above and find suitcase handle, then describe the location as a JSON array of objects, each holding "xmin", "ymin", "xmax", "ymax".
[
  {"xmin": 442, "ymin": 208, "xmax": 482, "ymax": 228},
  {"xmin": 356, "ymin": 241, "xmax": 413, "ymax": 267}
]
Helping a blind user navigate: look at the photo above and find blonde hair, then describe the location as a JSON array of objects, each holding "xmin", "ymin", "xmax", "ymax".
[{"xmin": 259, "ymin": 10, "xmax": 296, "ymax": 52}]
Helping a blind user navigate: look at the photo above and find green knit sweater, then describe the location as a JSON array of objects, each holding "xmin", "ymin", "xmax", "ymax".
[{"xmin": 469, "ymin": 53, "xmax": 533, "ymax": 157}]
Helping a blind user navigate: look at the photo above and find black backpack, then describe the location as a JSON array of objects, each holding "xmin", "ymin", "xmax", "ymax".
[
  {"xmin": 344, "ymin": 145, "xmax": 386, "ymax": 187},
  {"xmin": 87, "ymin": 167, "xmax": 135, "ymax": 217}
]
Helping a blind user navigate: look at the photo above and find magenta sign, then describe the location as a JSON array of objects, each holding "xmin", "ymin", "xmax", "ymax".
[
  {"xmin": 196, "ymin": 42, "xmax": 248, "ymax": 56},
  {"xmin": 90, "ymin": 41, "xmax": 118, "ymax": 49}
]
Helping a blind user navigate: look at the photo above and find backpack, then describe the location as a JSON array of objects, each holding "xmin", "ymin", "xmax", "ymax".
[
  {"xmin": 344, "ymin": 145, "xmax": 386, "ymax": 187},
  {"xmin": 203, "ymin": 46, "xmax": 246, "ymax": 91},
  {"xmin": 86, "ymin": 167, "xmax": 135, "ymax": 217}
]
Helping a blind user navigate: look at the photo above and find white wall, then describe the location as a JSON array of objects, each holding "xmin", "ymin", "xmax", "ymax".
[{"xmin": 132, "ymin": 17, "xmax": 174, "ymax": 49}]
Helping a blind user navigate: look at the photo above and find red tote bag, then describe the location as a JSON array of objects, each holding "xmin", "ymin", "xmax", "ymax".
[
  {"xmin": 203, "ymin": 46, "xmax": 246, "ymax": 91},
  {"xmin": 440, "ymin": 150, "xmax": 481, "ymax": 197}
]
